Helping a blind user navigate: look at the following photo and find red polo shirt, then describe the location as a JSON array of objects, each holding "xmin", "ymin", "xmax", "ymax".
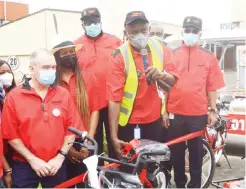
[
  {"xmin": 1, "ymin": 81, "xmax": 84, "ymax": 162},
  {"xmin": 167, "ymin": 44, "xmax": 225, "ymax": 115},
  {"xmin": 0, "ymin": 130, "xmax": 3, "ymax": 178},
  {"xmin": 61, "ymin": 69, "xmax": 100, "ymax": 113},
  {"xmin": 74, "ymin": 33, "xmax": 122, "ymax": 110},
  {"xmin": 107, "ymin": 43, "xmax": 179, "ymax": 124}
]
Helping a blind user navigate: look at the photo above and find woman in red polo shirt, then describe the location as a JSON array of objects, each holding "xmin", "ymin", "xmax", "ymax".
[
  {"xmin": 52, "ymin": 41, "xmax": 100, "ymax": 187},
  {"xmin": 0, "ymin": 59, "xmax": 17, "ymax": 188}
]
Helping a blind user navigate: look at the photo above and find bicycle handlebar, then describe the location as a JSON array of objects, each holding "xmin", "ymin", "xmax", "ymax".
[{"xmin": 68, "ymin": 127, "xmax": 98, "ymax": 155}]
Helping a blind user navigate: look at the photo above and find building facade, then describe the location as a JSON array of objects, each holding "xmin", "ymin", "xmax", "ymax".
[{"xmin": 0, "ymin": 0, "xmax": 28, "ymax": 25}]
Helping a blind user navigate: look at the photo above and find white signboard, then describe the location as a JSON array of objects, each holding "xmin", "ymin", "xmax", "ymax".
[
  {"xmin": 7, "ymin": 56, "xmax": 20, "ymax": 70},
  {"xmin": 220, "ymin": 21, "xmax": 241, "ymax": 30}
]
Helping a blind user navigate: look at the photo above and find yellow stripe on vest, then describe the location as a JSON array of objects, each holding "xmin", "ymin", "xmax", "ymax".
[{"xmin": 118, "ymin": 38, "xmax": 165, "ymax": 126}]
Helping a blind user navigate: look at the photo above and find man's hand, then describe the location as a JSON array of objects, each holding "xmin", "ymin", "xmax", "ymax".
[
  {"xmin": 47, "ymin": 154, "xmax": 65, "ymax": 176},
  {"xmin": 112, "ymin": 138, "xmax": 127, "ymax": 159},
  {"xmin": 145, "ymin": 66, "xmax": 166, "ymax": 81},
  {"xmin": 67, "ymin": 147, "xmax": 82, "ymax": 164},
  {"xmin": 207, "ymin": 111, "xmax": 217, "ymax": 127},
  {"xmin": 78, "ymin": 147, "xmax": 89, "ymax": 160},
  {"xmin": 162, "ymin": 112, "xmax": 170, "ymax": 128},
  {"xmin": 28, "ymin": 157, "xmax": 51, "ymax": 177},
  {"xmin": 3, "ymin": 174, "xmax": 12, "ymax": 188}
]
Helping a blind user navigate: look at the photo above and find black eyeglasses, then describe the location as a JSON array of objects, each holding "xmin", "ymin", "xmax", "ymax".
[
  {"xmin": 82, "ymin": 18, "xmax": 101, "ymax": 26},
  {"xmin": 184, "ymin": 28, "xmax": 200, "ymax": 34}
]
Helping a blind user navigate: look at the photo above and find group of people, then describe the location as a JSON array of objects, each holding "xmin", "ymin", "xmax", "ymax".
[{"xmin": 0, "ymin": 7, "xmax": 225, "ymax": 189}]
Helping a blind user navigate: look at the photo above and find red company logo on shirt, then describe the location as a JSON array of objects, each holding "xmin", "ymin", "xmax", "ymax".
[{"xmin": 52, "ymin": 100, "xmax": 62, "ymax": 104}]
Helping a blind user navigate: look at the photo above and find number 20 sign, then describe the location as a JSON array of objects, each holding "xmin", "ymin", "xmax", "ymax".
[{"xmin": 7, "ymin": 56, "xmax": 20, "ymax": 71}]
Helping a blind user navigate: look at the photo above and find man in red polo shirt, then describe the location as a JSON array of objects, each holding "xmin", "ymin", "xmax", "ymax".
[
  {"xmin": 0, "ymin": 130, "xmax": 4, "ymax": 187},
  {"xmin": 107, "ymin": 11, "xmax": 179, "ymax": 156},
  {"xmin": 163, "ymin": 16, "xmax": 225, "ymax": 188},
  {"xmin": 74, "ymin": 7, "xmax": 122, "ymax": 159},
  {"xmin": 1, "ymin": 49, "xmax": 84, "ymax": 188}
]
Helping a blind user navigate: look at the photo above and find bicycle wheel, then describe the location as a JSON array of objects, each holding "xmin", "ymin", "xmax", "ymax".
[
  {"xmin": 214, "ymin": 132, "xmax": 226, "ymax": 164},
  {"xmin": 185, "ymin": 139, "xmax": 215, "ymax": 188},
  {"xmin": 151, "ymin": 170, "xmax": 167, "ymax": 189}
]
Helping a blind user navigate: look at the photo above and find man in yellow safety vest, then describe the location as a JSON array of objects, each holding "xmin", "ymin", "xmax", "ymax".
[{"xmin": 106, "ymin": 11, "xmax": 179, "ymax": 157}]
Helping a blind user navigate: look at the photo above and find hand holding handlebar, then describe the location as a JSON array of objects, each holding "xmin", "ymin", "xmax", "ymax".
[{"xmin": 68, "ymin": 127, "xmax": 98, "ymax": 155}]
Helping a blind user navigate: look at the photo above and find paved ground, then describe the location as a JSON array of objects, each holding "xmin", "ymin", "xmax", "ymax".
[{"xmin": 210, "ymin": 155, "xmax": 245, "ymax": 188}]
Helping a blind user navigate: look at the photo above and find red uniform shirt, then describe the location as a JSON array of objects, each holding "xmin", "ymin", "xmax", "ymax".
[
  {"xmin": 0, "ymin": 130, "xmax": 3, "ymax": 178},
  {"xmin": 167, "ymin": 44, "xmax": 225, "ymax": 116},
  {"xmin": 61, "ymin": 69, "xmax": 100, "ymax": 113},
  {"xmin": 74, "ymin": 33, "xmax": 122, "ymax": 110},
  {"xmin": 107, "ymin": 44, "xmax": 179, "ymax": 124},
  {"xmin": 1, "ymin": 81, "xmax": 84, "ymax": 162}
]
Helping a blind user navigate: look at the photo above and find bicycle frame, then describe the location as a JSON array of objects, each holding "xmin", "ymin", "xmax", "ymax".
[
  {"xmin": 204, "ymin": 119, "xmax": 233, "ymax": 153},
  {"xmin": 54, "ymin": 130, "xmax": 204, "ymax": 188}
]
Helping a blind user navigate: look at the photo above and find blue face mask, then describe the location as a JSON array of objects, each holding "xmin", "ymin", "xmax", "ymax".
[
  {"xmin": 183, "ymin": 33, "xmax": 199, "ymax": 47},
  {"xmin": 36, "ymin": 70, "xmax": 56, "ymax": 86},
  {"xmin": 85, "ymin": 23, "xmax": 101, "ymax": 37}
]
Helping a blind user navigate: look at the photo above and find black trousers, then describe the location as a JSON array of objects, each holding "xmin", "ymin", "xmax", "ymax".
[
  {"xmin": 12, "ymin": 160, "xmax": 67, "ymax": 188},
  {"xmin": 168, "ymin": 114, "xmax": 207, "ymax": 188},
  {"xmin": 95, "ymin": 107, "xmax": 115, "ymax": 161},
  {"xmin": 0, "ymin": 179, "xmax": 5, "ymax": 188},
  {"xmin": 118, "ymin": 118, "xmax": 172, "ymax": 177},
  {"xmin": 118, "ymin": 117, "xmax": 168, "ymax": 143}
]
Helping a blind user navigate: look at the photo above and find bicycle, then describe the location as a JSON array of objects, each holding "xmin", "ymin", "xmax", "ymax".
[
  {"xmin": 55, "ymin": 126, "xmax": 215, "ymax": 188},
  {"xmin": 184, "ymin": 104, "xmax": 233, "ymax": 188}
]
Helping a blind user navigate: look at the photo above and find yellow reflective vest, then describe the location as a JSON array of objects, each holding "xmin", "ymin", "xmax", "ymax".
[{"xmin": 118, "ymin": 37, "xmax": 165, "ymax": 126}]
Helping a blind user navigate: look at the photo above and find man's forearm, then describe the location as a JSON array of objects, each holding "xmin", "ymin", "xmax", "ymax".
[
  {"xmin": 60, "ymin": 135, "xmax": 75, "ymax": 154},
  {"xmin": 2, "ymin": 156, "xmax": 11, "ymax": 171},
  {"xmin": 88, "ymin": 111, "xmax": 99, "ymax": 138},
  {"xmin": 108, "ymin": 101, "xmax": 121, "ymax": 140},
  {"xmin": 208, "ymin": 91, "xmax": 217, "ymax": 109},
  {"xmin": 9, "ymin": 139, "xmax": 36, "ymax": 162}
]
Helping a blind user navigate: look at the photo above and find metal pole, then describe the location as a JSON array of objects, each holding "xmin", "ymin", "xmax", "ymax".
[{"xmin": 4, "ymin": 0, "xmax": 7, "ymax": 22}]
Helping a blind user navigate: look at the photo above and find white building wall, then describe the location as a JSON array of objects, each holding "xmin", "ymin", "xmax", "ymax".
[
  {"xmin": 0, "ymin": 11, "xmax": 46, "ymax": 56},
  {"xmin": 44, "ymin": 10, "xmax": 83, "ymax": 50},
  {"xmin": 229, "ymin": 0, "xmax": 246, "ymax": 29}
]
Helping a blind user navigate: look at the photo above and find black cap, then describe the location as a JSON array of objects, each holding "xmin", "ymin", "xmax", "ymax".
[
  {"xmin": 183, "ymin": 16, "xmax": 202, "ymax": 30},
  {"xmin": 81, "ymin": 7, "xmax": 101, "ymax": 21},
  {"xmin": 124, "ymin": 11, "xmax": 149, "ymax": 25}
]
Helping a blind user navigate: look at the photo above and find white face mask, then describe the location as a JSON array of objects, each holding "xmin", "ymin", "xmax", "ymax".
[
  {"xmin": 127, "ymin": 32, "xmax": 149, "ymax": 50},
  {"xmin": 183, "ymin": 33, "xmax": 199, "ymax": 47},
  {"xmin": 0, "ymin": 73, "xmax": 13, "ymax": 88}
]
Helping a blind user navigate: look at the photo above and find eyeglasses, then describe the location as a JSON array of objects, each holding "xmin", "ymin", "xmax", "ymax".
[
  {"xmin": 82, "ymin": 18, "xmax": 101, "ymax": 26},
  {"xmin": 184, "ymin": 28, "xmax": 200, "ymax": 34}
]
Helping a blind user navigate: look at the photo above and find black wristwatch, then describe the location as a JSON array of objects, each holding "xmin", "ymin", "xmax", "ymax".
[
  {"xmin": 58, "ymin": 150, "xmax": 67, "ymax": 157},
  {"xmin": 209, "ymin": 108, "xmax": 217, "ymax": 113}
]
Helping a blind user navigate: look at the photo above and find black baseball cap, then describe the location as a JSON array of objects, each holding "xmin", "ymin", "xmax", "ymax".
[
  {"xmin": 81, "ymin": 7, "xmax": 101, "ymax": 21},
  {"xmin": 124, "ymin": 11, "xmax": 149, "ymax": 25},
  {"xmin": 183, "ymin": 16, "xmax": 202, "ymax": 31}
]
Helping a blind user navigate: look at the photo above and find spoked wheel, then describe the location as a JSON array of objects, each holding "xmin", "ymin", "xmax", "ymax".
[
  {"xmin": 185, "ymin": 139, "xmax": 215, "ymax": 188},
  {"xmin": 154, "ymin": 171, "xmax": 166, "ymax": 189},
  {"xmin": 214, "ymin": 132, "xmax": 226, "ymax": 164}
]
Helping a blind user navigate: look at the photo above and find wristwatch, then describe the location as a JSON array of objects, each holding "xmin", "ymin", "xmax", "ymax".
[
  {"xmin": 4, "ymin": 168, "xmax": 12, "ymax": 175},
  {"xmin": 58, "ymin": 150, "xmax": 67, "ymax": 157},
  {"xmin": 209, "ymin": 108, "xmax": 217, "ymax": 113}
]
